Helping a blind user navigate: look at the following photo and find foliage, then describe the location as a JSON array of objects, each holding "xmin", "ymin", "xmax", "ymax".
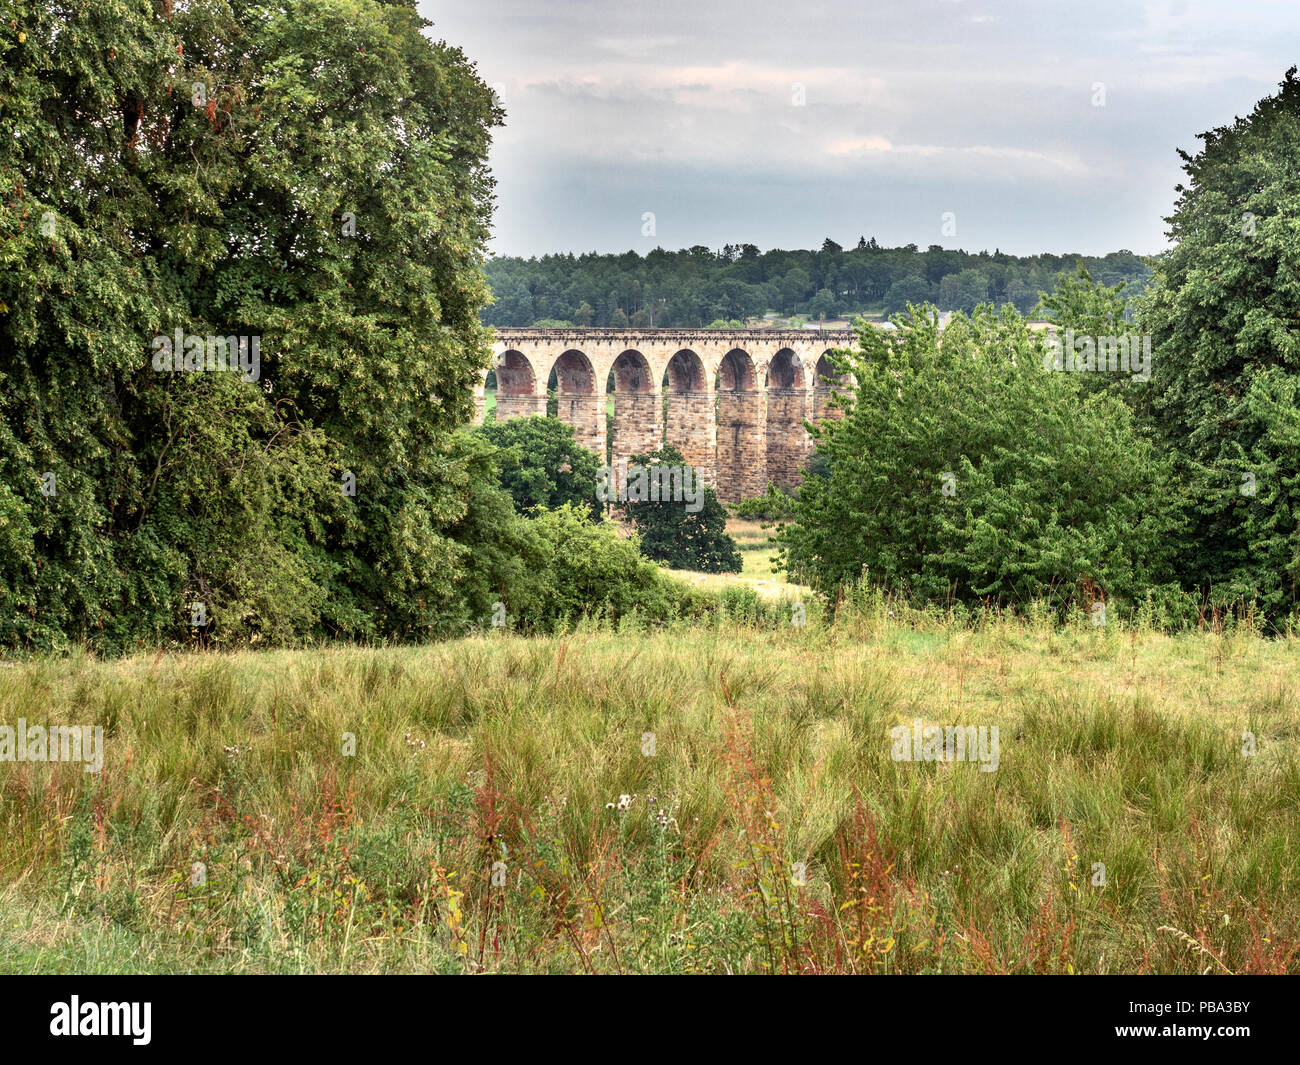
[
  {"xmin": 1033, "ymin": 263, "xmax": 1144, "ymax": 400},
  {"xmin": 516, "ymin": 504, "xmax": 706, "ymax": 630},
  {"xmin": 482, "ymin": 242, "xmax": 1153, "ymax": 327},
  {"xmin": 781, "ymin": 304, "xmax": 1180, "ymax": 614},
  {"xmin": 730, "ymin": 484, "xmax": 797, "ymax": 521},
  {"xmin": 0, "ymin": 0, "xmax": 501, "ymax": 650},
  {"xmin": 366, "ymin": 434, "xmax": 700, "ymax": 635},
  {"xmin": 622, "ymin": 446, "xmax": 742, "ymax": 574},
  {"xmin": 1035, "ymin": 262, "xmax": 1129, "ymax": 334},
  {"xmin": 474, "ymin": 417, "xmax": 602, "ymax": 519},
  {"xmin": 1138, "ymin": 67, "xmax": 1300, "ymax": 621}
]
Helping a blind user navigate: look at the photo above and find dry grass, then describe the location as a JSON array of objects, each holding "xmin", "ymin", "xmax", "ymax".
[
  {"xmin": 1, "ymin": 606, "xmax": 1297, "ymax": 973},
  {"xmin": 664, "ymin": 517, "xmax": 803, "ymax": 601}
]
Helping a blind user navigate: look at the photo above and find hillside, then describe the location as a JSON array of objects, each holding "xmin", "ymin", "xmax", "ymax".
[{"xmin": 482, "ymin": 243, "xmax": 1152, "ymax": 327}]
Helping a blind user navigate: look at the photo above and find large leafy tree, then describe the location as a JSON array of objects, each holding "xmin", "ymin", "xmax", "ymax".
[
  {"xmin": 781, "ymin": 305, "xmax": 1179, "ymax": 612},
  {"xmin": 1139, "ymin": 68, "xmax": 1300, "ymax": 620},
  {"xmin": 623, "ymin": 446, "xmax": 741, "ymax": 574},
  {"xmin": 0, "ymin": 0, "xmax": 502, "ymax": 649}
]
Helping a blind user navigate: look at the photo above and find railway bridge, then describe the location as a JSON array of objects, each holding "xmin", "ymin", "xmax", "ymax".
[{"xmin": 474, "ymin": 329, "xmax": 856, "ymax": 501}]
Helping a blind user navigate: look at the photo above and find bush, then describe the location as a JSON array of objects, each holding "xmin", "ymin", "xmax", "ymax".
[
  {"xmin": 781, "ymin": 304, "xmax": 1181, "ymax": 614},
  {"xmin": 622, "ymin": 446, "xmax": 742, "ymax": 574},
  {"xmin": 506, "ymin": 505, "xmax": 706, "ymax": 632},
  {"xmin": 731, "ymin": 484, "xmax": 797, "ymax": 521},
  {"xmin": 474, "ymin": 417, "xmax": 602, "ymax": 518},
  {"xmin": 442, "ymin": 435, "xmax": 709, "ymax": 633},
  {"xmin": 718, "ymin": 584, "xmax": 765, "ymax": 624}
]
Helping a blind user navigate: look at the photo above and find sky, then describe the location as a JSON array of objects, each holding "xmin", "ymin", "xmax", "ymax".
[{"xmin": 420, "ymin": 0, "xmax": 1300, "ymax": 259}]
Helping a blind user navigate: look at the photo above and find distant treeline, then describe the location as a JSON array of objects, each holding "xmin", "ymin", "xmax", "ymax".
[{"xmin": 482, "ymin": 239, "xmax": 1153, "ymax": 328}]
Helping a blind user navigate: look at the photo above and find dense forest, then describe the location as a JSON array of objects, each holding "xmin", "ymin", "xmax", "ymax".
[{"xmin": 481, "ymin": 240, "xmax": 1153, "ymax": 327}]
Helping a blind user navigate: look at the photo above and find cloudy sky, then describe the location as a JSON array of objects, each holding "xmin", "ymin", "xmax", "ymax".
[{"xmin": 421, "ymin": 0, "xmax": 1298, "ymax": 259}]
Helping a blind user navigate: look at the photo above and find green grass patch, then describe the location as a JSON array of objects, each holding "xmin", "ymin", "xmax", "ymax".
[{"xmin": 2, "ymin": 615, "xmax": 1298, "ymax": 973}]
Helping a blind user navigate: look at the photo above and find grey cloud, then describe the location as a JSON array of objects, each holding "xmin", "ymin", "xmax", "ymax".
[{"xmin": 423, "ymin": 0, "xmax": 1300, "ymax": 257}]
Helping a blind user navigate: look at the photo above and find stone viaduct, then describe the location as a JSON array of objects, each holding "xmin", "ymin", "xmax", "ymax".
[{"xmin": 472, "ymin": 329, "xmax": 856, "ymax": 502}]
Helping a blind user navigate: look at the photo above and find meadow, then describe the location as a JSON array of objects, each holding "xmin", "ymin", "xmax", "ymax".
[
  {"xmin": 665, "ymin": 517, "xmax": 805, "ymax": 600},
  {"xmin": 2, "ymin": 593, "xmax": 1297, "ymax": 974}
]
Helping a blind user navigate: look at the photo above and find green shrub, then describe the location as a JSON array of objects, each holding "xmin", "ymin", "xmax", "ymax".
[
  {"xmin": 719, "ymin": 584, "xmax": 765, "ymax": 624},
  {"xmin": 731, "ymin": 484, "xmax": 797, "ymax": 521},
  {"xmin": 781, "ymin": 304, "xmax": 1181, "ymax": 614},
  {"xmin": 622, "ymin": 447, "xmax": 742, "ymax": 574},
  {"xmin": 474, "ymin": 417, "xmax": 603, "ymax": 518},
  {"xmin": 484, "ymin": 504, "xmax": 706, "ymax": 633}
]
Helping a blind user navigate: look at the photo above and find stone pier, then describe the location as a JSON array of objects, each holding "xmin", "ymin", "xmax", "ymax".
[{"xmin": 609, "ymin": 350, "xmax": 661, "ymax": 480}]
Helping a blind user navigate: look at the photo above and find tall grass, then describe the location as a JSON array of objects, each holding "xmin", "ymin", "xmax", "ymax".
[{"xmin": 1, "ymin": 604, "xmax": 1297, "ymax": 973}]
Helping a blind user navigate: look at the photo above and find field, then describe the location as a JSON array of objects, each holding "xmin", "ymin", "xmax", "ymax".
[
  {"xmin": 2, "ymin": 599, "xmax": 1297, "ymax": 974},
  {"xmin": 666, "ymin": 517, "xmax": 806, "ymax": 600}
]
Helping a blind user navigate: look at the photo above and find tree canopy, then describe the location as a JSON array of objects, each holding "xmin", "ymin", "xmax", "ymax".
[
  {"xmin": 481, "ymin": 243, "xmax": 1152, "ymax": 327},
  {"xmin": 475, "ymin": 417, "xmax": 603, "ymax": 519},
  {"xmin": 0, "ymin": 0, "xmax": 504, "ymax": 647},
  {"xmin": 780, "ymin": 305, "xmax": 1180, "ymax": 615},
  {"xmin": 1138, "ymin": 67, "xmax": 1300, "ymax": 619}
]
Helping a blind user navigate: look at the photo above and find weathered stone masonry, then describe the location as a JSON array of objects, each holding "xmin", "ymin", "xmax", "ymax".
[{"xmin": 474, "ymin": 329, "xmax": 857, "ymax": 503}]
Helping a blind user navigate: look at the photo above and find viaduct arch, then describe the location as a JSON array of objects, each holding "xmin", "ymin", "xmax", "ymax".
[{"xmin": 475, "ymin": 329, "xmax": 856, "ymax": 502}]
